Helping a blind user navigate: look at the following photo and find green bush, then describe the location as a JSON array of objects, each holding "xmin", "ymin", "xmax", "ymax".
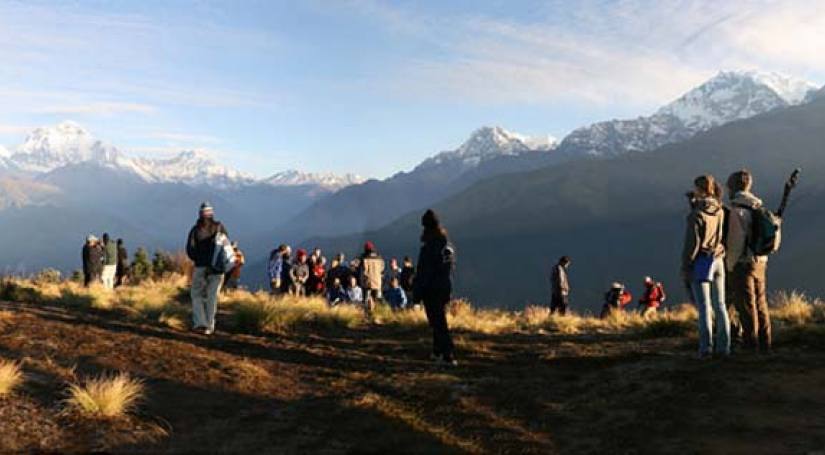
[{"xmin": 131, "ymin": 248, "xmax": 153, "ymax": 284}]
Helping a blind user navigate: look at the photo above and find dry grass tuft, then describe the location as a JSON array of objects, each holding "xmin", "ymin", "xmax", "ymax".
[
  {"xmin": 229, "ymin": 291, "xmax": 364, "ymax": 333},
  {"xmin": 66, "ymin": 372, "xmax": 145, "ymax": 418},
  {"xmin": 771, "ymin": 291, "xmax": 825, "ymax": 326},
  {"xmin": 0, "ymin": 359, "xmax": 24, "ymax": 396}
]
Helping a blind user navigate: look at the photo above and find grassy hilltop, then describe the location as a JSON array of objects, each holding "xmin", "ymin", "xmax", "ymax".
[{"xmin": 1, "ymin": 274, "xmax": 825, "ymax": 453}]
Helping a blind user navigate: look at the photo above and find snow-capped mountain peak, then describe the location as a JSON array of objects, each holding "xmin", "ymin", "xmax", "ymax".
[
  {"xmin": 263, "ymin": 170, "xmax": 365, "ymax": 191},
  {"xmin": 133, "ymin": 150, "xmax": 255, "ymax": 189},
  {"xmin": 418, "ymin": 126, "xmax": 555, "ymax": 171},
  {"xmin": 657, "ymin": 70, "xmax": 817, "ymax": 130},
  {"xmin": 11, "ymin": 121, "xmax": 122, "ymax": 172}
]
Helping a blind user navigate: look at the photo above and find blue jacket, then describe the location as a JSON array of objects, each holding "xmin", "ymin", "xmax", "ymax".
[
  {"xmin": 328, "ymin": 286, "xmax": 348, "ymax": 304},
  {"xmin": 385, "ymin": 286, "xmax": 408, "ymax": 309}
]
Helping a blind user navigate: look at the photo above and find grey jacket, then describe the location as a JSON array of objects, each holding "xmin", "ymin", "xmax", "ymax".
[{"xmin": 551, "ymin": 264, "xmax": 569, "ymax": 296}]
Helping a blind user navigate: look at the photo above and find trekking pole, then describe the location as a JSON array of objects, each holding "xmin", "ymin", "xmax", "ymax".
[{"xmin": 776, "ymin": 168, "xmax": 801, "ymax": 218}]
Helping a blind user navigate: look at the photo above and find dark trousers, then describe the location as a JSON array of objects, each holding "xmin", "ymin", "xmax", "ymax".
[
  {"xmin": 731, "ymin": 261, "xmax": 771, "ymax": 351},
  {"xmin": 424, "ymin": 292, "xmax": 454, "ymax": 358},
  {"xmin": 550, "ymin": 293, "xmax": 569, "ymax": 315}
]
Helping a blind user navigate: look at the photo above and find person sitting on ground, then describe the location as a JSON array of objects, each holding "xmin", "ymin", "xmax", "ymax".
[
  {"xmin": 600, "ymin": 282, "xmax": 632, "ymax": 319},
  {"xmin": 115, "ymin": 238, "xmax": 129, "ymax": 287},
  {"xmin": 327, "ymin": 253, "xmax": 351, "ymax": 290},
  {"xmin": 359, "ymin": 241, "xmax": 385, "ymax": 312},
  {"xmin": 346, "ymin": 275, "xmax": 363, "ymax": 304},
  {"xmin": 327, "ymin": 277, "xmax": 348, "ymax": 306},
  {"xmin": 385, "ymin": 276, "xmax": 408, "ymax": 310},
  {"xmin": 550, "ymin": 256, "xmax": 571, "ymax": 315},
  {"xmin": 185, "ymin": 201, "xmax": 228, "ymax": 335},
  {"xmin": 223, "ymin": 241, "xmax": 244, "ymax": 292},
  {"xmin": 638, "ymin": 276, "xmax": 666, "ymax": 318},
  {"xmin": 82, "ymin": 235, "xmax": 104, "ymax": 287},
  {"xmin": 290, "ymin": 249, "xmax": 310, "ymax": 297}
]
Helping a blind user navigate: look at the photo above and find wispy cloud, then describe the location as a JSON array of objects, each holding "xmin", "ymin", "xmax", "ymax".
[
  {"xmin": 34, "ymin": 102, "xmax": 156, "ymax": 116},
  {"xmin": 346, "ymin": 0, "xmax": 825, "ymax": 108},
  {"xmin": 145, "ymin": 132, "xmax": 221, "ymax": 144}
]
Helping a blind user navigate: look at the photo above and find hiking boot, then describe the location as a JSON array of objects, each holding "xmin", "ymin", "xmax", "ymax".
[
  {"xmin": 204, "ymin": 327, "xmax": 214, "ymax": 335},
  {"xmin": 441, "ymin": 356, "xmax": 459, "ymax": 367}
]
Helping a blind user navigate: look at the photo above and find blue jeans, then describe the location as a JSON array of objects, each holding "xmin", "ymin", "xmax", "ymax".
[{"xmin": 692, "ymin": 257, "xmax": 730, "ymax": 356}]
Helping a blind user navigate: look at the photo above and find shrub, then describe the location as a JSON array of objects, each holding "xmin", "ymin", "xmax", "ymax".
[
  {"xmin": 0, "ymin": 359, "xmax": 24, "ymax": 396},
  {"xmin": 0, "ymin": 278, "xmax": 44, "ymax": 303},
  {"xmin": 70, "ymin": 269, "xmax": 84, "ymax": 284},
  {"xmin": 230, "ymin": 292, "xmax": 364, "ymax": 333},
  {"xmin": 33, "ymin": 268, "xmax": 62, "ymax": 284},
  {"xmin": 130, "ymin": 248, "xmax": 153, "ymax": 284},
  {"xmin": 66, "ymin": 372, "xmax": 145, "ymax": 418},
  {"xmin": 371, "ymin": 303, "xmax": 428, "ymax": 328},
  {"xmin": 152, "ymin": 250, "xmax": 176, "ymax": 279}
]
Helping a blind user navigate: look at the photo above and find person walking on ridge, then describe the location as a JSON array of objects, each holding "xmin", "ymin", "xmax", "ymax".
[
  {"xmin": 100, "ymin": 233, "xmax": 118, "ymax": 290},
  {"xmin": 638, "ymin": 276, "xmax": 666, "ymax": 318},
  {"xmin": 115, "ymin": 238, "xmax": 129, "ymax": 287}
]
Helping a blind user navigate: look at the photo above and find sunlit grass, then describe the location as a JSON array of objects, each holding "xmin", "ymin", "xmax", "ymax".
[
  {"xmin": 66, "ymin": 372, "xmax": 145, "ymax": 418},
  {"xmin": 0, "ymin": 359, "xmax": 24, "ymax": 396},
  {"xmin": 771, "ymin": 290, "xmax": 825, "ymax": 326},
  {"xmin": 229, "ymin": 291, "xmax": 364, "ymax": 333}
]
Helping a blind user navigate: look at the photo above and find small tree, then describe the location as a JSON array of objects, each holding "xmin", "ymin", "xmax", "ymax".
[
  {"xmin": 70, "ymin": 270, "xmax": 84, "ymax": 284},
  {"xmin": 152, "ymin": 250, "xmax": 175, "ymax": 279},
  {"xmin": 131, "ymin": 247, "xmax": 153, "ymax": 284}
]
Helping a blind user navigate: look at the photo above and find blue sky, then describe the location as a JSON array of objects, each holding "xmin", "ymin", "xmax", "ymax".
[{"xmin": 1, "ymin": 0, "xmax": 824, "ymax": 178}]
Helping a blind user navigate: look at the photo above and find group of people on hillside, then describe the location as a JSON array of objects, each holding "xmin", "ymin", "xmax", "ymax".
[
  {"xmin": 548, "ymin": 169, "xmax": 774, "ymax": 358},
  {"xmin": 81, "ymin": 234, "xmax": 128, "ymax": 289},
  {"xmin": 267, "ymin": 243, "xmax": 416, "ymax": 311},
  {"xmin": 550, "ymin": 258, "xmax": 667, "ymax": 319},
  {"xmin": 182, "ymin": 203, "xmax": 458, "ymax": 365}
]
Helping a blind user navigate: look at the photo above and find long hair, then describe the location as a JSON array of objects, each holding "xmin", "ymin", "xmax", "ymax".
[
  {"xmin": 693, "ymin": 175, "xmax": 719, "ymax": 199},
  {"xmin": 420, "ymin": 209, "xmax": 448, "ymax": 243}
]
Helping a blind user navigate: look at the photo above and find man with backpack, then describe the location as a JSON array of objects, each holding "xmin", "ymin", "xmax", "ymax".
[
  {"xmin": 360, "ymin": 241, "xmax": 385, "ymax": 313},
  {"xmin": 638, "ymin": 276, "xmax": 666, "ymax": 318},
  {"xmin": 185, "ymin": 202, "xmax": 229, "ymax": 335},
  {"xmin": 726, "ymin": 170, "xmax": 772, "ymax": 353},
  {"xmin": 101, "ymin": 233, "xmax": 118, "ymax": 289}
]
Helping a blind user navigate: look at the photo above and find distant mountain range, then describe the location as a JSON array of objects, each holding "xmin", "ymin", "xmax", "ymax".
[
  {"xmin": 0, "ymin": 70, "xmax": 821, "ymax": 307},
  {"xmin": 313, "ymin": 91, "xmax": 825, "ymax": 309}
]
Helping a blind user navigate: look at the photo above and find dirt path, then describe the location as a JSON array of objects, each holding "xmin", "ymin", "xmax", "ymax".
[{"xmin": 1, "ymin": 301, "xmax": 824, "ymax": 453}]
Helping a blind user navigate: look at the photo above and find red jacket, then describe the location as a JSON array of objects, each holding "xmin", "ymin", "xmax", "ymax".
[{"xmin": 640, "ymin": 283, "xmax": 666, "ymax": 308}]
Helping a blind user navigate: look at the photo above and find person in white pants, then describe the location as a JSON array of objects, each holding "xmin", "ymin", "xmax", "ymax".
[
  {"xmin": 190, "ymin": 267, "xmax": 224, "ymax": 333},
  {"xmin": 101, "ymin": 233, "xmax": 118, "ymax": 289},
  {"xmin": 185, "ymin": 202, "xmax": 229, "ymax": 335}
]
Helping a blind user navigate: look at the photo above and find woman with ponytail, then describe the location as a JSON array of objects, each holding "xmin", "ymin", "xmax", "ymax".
[{"xmin": 682, "ymin": 175, "xmax": 730, "ymax": 358}]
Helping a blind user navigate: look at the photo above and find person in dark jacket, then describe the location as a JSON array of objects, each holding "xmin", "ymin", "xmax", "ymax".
[
  {"xmin": 82, "ymin": 235, "xmax": 104, "ymax": 287},
  {"xmin": 101, "ymin": 233, "xmax": 118, "ymax": 289},
  {"xmin": 185, "ymin": 202, "xmax": 228, "ymax": 335},
  {"xmin": 413, "ymin": 209, "xmax": 457, "ymax": 366},
  {"xmin": 115, "ymin": 239, "xmax": 129, "ymax": 287},
  {"xmin": 399, "ymin": 256, "xmax": 416, "ymax": 305},
  {"xmin": 600, "ymin": 282, "xmax": 632, "ymax": 319},
  {"xmin": 550, "ymin": 256, "xmax": 571, "ymax": 315}
]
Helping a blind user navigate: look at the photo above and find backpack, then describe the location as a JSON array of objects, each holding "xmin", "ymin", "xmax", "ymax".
[
  {"xmin": 441, "ymin": 242, "xmax": 456, "ymax": 272},
  {"xmin": 746, "ymin": 206, "xmax": 783, "ymax": 256},
  {"xmin": 210, "ymin": 233, "xmax": 236, "ymax": 274}
]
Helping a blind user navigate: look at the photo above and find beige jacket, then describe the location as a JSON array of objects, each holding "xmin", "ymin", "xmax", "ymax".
[
  {"xmin": 682, "ymin": 197, "xmax": 726, "ymax": 273},
  {"xmin": 361, "ymin": 255, "xmax": 385, "ymax": 290},
  {"xmin": 725, "ymin": 191, "xmax": 769, "ymax": 271}
]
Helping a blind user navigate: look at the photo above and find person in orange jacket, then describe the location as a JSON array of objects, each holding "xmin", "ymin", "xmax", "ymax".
[{"xmin": 600, "ymin": 282, "xmax": 632, "ymax": 319}]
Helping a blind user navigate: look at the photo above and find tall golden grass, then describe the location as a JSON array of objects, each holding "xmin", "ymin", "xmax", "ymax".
[
  {"xmin": 3, "ymin": 273, "xmax": 823, "ymax": 339},
  {"xmin": 0, "ymin": 359, "xmax": 24, "ymax": 396},
  {"xmin": 66, "ymin": 372, "xmax": 145, "ymax": 418}
]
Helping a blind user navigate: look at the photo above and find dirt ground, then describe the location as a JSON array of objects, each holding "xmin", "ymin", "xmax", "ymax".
[{"xmin": 1, "ymin": 300, "xmax": 824, "ymax": 454}]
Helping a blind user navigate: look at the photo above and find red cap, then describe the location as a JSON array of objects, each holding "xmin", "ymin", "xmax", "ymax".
[
  {"xmin": 364, "ymin": 241, "xmax": 375, "ymax": 252},
  {"xmin": 296, "ymin": 248, "xmax": 308, "ymax": 258}
]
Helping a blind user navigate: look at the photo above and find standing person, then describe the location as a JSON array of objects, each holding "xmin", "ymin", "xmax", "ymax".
[
  {"xmin": 327, "ymin": 253, "xmax": 351, "ymax": 290},
  {"xmin": 360, "ymin": 241, "xmax": 385, "ymax": 312},
  {"xmin": 682, "ymin": 175, "xmax": 729, "ymax": 358},
  {"xmin": 385, "ymin": 257, "xmax": 401, "ymax": 285},
  {"xmin": 224, "ymin": 241, "xmax": 245, "ymax": 292},
  {"xmin": 311, "ymin": 256, "xmax": 327, "ymax": 295},
  {"xmin": 268, "ymin": 245, "xmax": 291, "ymax": 294},
  {"xmin": 600, "ymin": 282, "xmax": 632, "ymax": 319},
  {"xmin": 726, "ymin": 170, "xmax": 772, "ymax": 353},
  {"xmin": 100, "ymin": 233, "xmax": 118, "ymax": 289},
  {"xmin": 638, "ymin": 277, "xmax": 666, "ymax": 318},
  {"xmin": 399, "ymin": 256, "xmax": 416, "ymax": 305},
  {"xmin": 290, "ymin": 249, "xmax": 310, "ymax": 297},
  {"xmin": 82, "ymin": 235, "xmax": 104, "ymax": 287},
  {"xmin": 413, "ymin": 209, "xmax": 457, "ymax": 366},
  {"xmin": 115, "ymin": 239, "xmax": 129, "ymax": 287},
  {"xmin": 185, "ymin": 202, "xmax": 228, "ymax": 335},
  {"xmin": 550, "ymin": 256, "xmax": 571, "ymax": 315}
]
